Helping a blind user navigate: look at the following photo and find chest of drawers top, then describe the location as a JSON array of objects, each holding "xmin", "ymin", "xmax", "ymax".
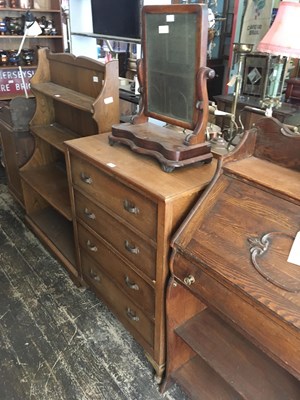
[{"xmin": 65, "ymin": 133, "xmax": 216, "ymax": 203}]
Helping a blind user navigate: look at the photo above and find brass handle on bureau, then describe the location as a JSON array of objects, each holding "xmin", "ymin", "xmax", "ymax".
[
  {"xmin": 125, "ymin": 276, "xmax": 139, "ymax": 291},
  {"xmin": 124, "ymin": 240, "xmax": 139, "ymax": 255},
  {"xmin": 80, "ymin": 172, "xmax": 93, "ymax": 185},
  {"xmin": 89, "ymin": 269, "xmax": 101, "ymax": 282},
  {"xmin": 84, "ymin": 208, "xmax": 96, "ymax": 220},
  {"xmin": 86, "ymin": 240, "xmax": 98, "ymax": 252},
  {"xmin": 126, "ymin": 307, "xmax": 139, "ymax": 322},
  {"xmin": 123, "ymin": 199, "xmax": 139, "ymax": 215},
  {"xmin": 184, "ymin": 275, "xmax": 195, "ymax": 286}
]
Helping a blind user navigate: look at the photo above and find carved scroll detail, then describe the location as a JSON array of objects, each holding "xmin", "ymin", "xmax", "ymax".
[{"xmin": 248, "ymin": 232, "xmax": 300, "ymax": 293}]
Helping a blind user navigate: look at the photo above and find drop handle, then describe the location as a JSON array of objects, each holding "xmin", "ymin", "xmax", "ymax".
[
  {"xmin": 84, "ymin": 208, "xmax": 96, "ymax": 220},
  {"xmin": 125, "ymin": 276, "xmax": 139, "ymax": 291},
  {"xmin": 126, "ymin": 307, "xmax": 139, "ymax": 322},
  {"xmin": 184, "ymin": 275, "xmax": 195, "ymax": 286},
  {"xmin": 86, "ymin": 240, "xmax": 98, "ymax": 252},
  {"xmin": 124, "ymin": 240, "xmax": 139, "ymax": 254},
  {"xmin": 89, "ymin": 269, "xmax": 101, "ymax": 282},
  {"xmin": 123, "ymin": 199, "xmax": 139, "ymax": 215},
  {"xmin": 80, "ymin": 172, "xmax": 93, "ymax": 184}
]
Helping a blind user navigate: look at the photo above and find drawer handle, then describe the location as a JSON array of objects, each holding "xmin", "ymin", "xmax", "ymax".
[
  {"xmin": 89, "ymin": 269, "xmax": 101, "ymax": 282},
  {"xmin": 123, "ymin": 199, "xmax": 139, "ymax": 215},
  {"xmin": 80, "ymin": 172, "xmax": 93, "ymax": 185},
  {"xmin": 184, "ymin": 275, "xmax": 195, "ymax": 286},
  {"xmin": 126, "ymin": 307, "xmax": 139, "ymax": 322},
  {"xmin": 84, "ymin": 208, "xmax": 96, "ymax": 220},
  {"xmin": 125, "ymin": 276, "xmax": 140, "ymax": 291},
  {"xmin": 86, "ymin": 240, "xmax": 98, "ymax": 252},
  {"xmin": 124, "ymin": 240, "xmax": 139, "ymax": 255}
]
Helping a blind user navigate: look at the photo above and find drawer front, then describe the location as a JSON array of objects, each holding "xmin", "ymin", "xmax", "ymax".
[
  {"xmin": 70, "ymin": 155, "xmax": 157, "ymax": 240},
  {"xmin": 81, "ymin": 252, "xmax": 154, "ymax": 348},
  {"xmin": 80, "ymin": 242, "xmax": 155, "ymax": 317},
  {"xmin": 76, "ymin": 199, "xmax": 156, "ymax": 280},
  {"xmin": 172, "ymin": 253, "xmax": 300, "ymax": 375}
]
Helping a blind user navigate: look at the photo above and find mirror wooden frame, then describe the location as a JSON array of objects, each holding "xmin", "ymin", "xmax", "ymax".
[{"xmin": 110, "ymin": 4, "xmax": 215, "ymax": 172}]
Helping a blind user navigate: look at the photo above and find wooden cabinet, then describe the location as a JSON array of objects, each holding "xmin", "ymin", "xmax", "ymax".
[
  {"xmin": 65, "ymin": 133, "xmax": 216, "ymax": 381},
  {"xmin": 162, "ymin": 117, "xmax": 300, "ymax": 398},
  {"xmin": 0, "ymin": 97, "xmax": 35, "ymax": 205},
  {"xmin": 0, "ymin": 0, "xmax": 64, "ymax": 100},
  {"xmin": 215, "ymin": 94, "xmax": 300, "ymax": 130},
  {"xmin": 19, "ymin": 48, "xmax": 119, "ymax": 282},
  {"xmin": 286, "ymin": 78, "xmax": 300, "ymax": 103}
]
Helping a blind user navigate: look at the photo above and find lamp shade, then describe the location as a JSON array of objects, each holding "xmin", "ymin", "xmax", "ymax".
[{"xmin": 257, "ymin": 0, "xmax": 300, "ymax": 58}]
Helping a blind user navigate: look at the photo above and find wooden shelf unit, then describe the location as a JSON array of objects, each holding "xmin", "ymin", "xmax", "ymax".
[
  {"xmin": 19, "ymin": 48, "xmax": 119, "ymax": 281},
  {"xmin": 0, "ymin": 2, "xmax": 64, "ymax": 52},
  {"xmin": 0, "ymin": 1, "xmax": 65, "ymax": 100},
  {"xmin": 162, "ymin": 117, "xmax": 300, "ymax": 399}
]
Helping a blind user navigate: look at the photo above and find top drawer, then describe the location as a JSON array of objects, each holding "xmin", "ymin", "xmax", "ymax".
[{"xmin": 70, "ymin": 155, "xmax": 158, "ymax": 240}]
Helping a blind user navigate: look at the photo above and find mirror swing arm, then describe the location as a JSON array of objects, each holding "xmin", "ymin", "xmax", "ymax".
[
  {"xmin": 109, "ymin": 4, "xmax": 215, "ymax": 172},
  {"xmin": 184, "ymin": 66, "xmax": 216, "ymax": 146}
]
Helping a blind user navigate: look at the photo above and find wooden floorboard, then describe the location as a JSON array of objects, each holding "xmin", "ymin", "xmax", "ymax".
[{"xmin": 0, "ymin": 171, "xmax": 188, "ymax": 400}]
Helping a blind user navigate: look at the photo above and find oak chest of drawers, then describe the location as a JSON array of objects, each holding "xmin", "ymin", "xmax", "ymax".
[{"xmin": 65, "ymin": 133, "xmax": 216, "ymax": 380}]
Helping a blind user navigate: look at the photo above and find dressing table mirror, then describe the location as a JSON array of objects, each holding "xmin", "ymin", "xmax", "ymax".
[{"xmin": 109, "ymin": 3, "xmax": 215, "ymax": 172}]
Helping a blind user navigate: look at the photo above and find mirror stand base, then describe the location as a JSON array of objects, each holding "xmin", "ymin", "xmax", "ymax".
[{"xmin": 109, "ymin": 122, "xmax": 212, "ymax": 173}]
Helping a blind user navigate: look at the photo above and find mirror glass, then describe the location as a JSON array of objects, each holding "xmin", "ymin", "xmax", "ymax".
[{"xmin": 145, "ymin": 12, "xmax": 197, "ymax": 126}]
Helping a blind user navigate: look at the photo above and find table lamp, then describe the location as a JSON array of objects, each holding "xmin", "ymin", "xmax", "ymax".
[{"xmin": 257, "ymin": 0, "xmax": 300, "ymax": 116}]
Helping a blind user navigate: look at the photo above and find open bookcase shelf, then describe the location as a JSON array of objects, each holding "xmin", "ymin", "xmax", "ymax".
[
  {"xmin": 31, "ymin": 124, "xmax": 80, "ymax": 152},
  {"xmin": 26, "ymin": 207, "xmax": 76, "ymax": 277},
  {"xmin": 173, "ymin": 308, "xmax": 299, "ymax": 400},
  {"xmin": 31, "ymin": 82, "xmax": 96, "ymax": 113},
  {"xmin": 20, "ymin": 48, "xmax": 119, "ymax": 281}
]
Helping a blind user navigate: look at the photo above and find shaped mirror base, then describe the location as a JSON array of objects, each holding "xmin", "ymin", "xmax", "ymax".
[{"xmin": 109, "ymin": 122, "xmax": 212, "ymax": 172}]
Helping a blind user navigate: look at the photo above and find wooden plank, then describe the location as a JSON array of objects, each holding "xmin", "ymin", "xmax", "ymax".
[
  {"xmin": 20, "ymin": 164, "xmax": 71, "ymax": 220},
  {"xmin": 26, "ymin": 207, "xmax": 76, "ymax": 268},
  {"xmin": 224, "ymin": 157, "xmax": 300, "ymax": 202},
  {"xmin": 31, "ymin": 82, "xmax": 95, "ymax": 113},
  {"xmin": 176, "ymin": 309, "xmax": 300, "ymax": 400},
  {"xmin": 31, "ymin": 124, "xmax": 79, "ymax": 152},
  {"xmin": 172, "ymin": 356, "xmax": 243, "ymax": 400}
]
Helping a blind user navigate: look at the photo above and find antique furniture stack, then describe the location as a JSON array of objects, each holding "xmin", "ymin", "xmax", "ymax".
[
  {"xmin": 2, "ymin": 2, "xmax": 300, "ymax": 396},
  {"xmin": 162, "ymin": 117, "xmax": 300, "ymax": 398}
]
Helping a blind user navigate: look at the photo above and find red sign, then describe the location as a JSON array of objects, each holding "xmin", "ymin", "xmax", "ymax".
[{"xmin": 0, "ymin": 67, "xmax": 36, "ymax": 100}]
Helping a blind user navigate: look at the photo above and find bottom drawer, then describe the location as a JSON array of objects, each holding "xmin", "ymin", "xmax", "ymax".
[{"xmin": 81, "ymin": 252, "xmax": 154, "ymax": 349}]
